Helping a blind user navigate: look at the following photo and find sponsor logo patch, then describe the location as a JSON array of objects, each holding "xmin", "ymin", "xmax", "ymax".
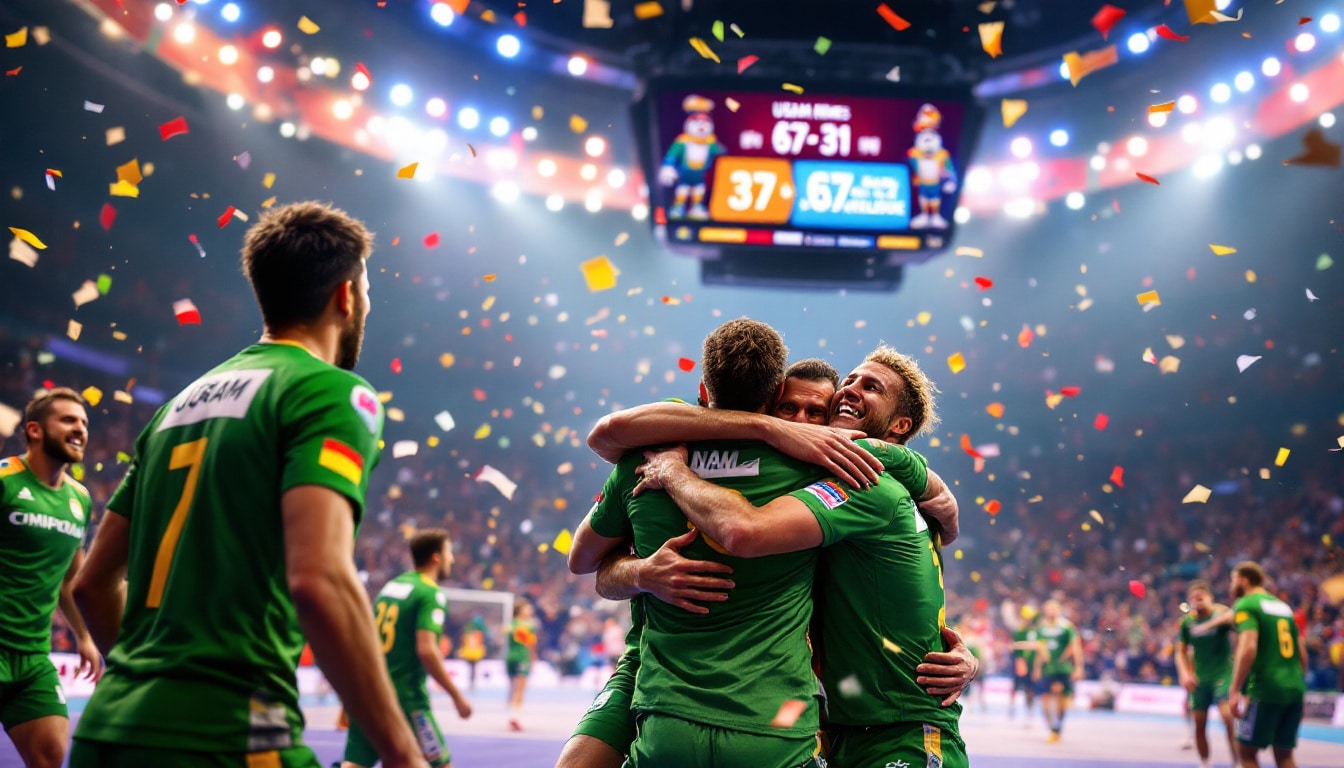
[
  {"xmin": 802, "ymin": 480, "xmax": 848, "ymax": 509},
  {"xmin": 69, "ymin": 497, "xmax": 84, "ymax": 522},
  {"xmin": 350, "ymin": 385, "xmax": 382, "ymax": 435}
]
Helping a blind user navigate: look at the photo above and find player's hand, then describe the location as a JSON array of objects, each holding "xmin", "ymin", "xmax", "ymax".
[
  {"xmin": 633, "ymin": 530, "xmax": 735, "ymax": 614},
  {"xmin": 633, "ymin": 445, "xmax": 689, "ymax": 496},
  {"xmin": 75, "ymin": 633, "xmax": 104, "ymax": 682},
  {"xmin": 1228, "ymin": 691, "xmax": 1243, "ymax": 719},
  {"xmin": 915, "ymin": 626, "xmax": 978, "ymax": 707},
  {"xmin": 1070, "ymin": 667, "xmax": 1084, "ymax": 682},
  {"xmin": 453, "ymin": 694, "xmax": 473, "ymax": 720},
  {"xmin": 765, "ymin": 421, "xmax": 882, "ymax": 490},
  {"xmin": 917, "ymin": 488, "xmax": 959, "ymax": 545},
  {"xmin": 658, "ymin": 165, "xmax": 679, "ymax": 186},
  {"xmin": 1178, "ymin": 673, "xmax": 1196, "ymax": 693}
]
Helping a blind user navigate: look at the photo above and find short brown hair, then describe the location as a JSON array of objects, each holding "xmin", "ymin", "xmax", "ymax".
[
  {"xmin": 409, "ymin": 529, "xmax": 450, "ymax": 567},
  {"xmin": 1234, "ymin": 561, "xmax": 1264, "ymax": 587},
  {"xmin": 24, "ymin": 388, "xmax": 86, "ymax": 445},
  {"xmin": 701, "ymin": 318, "xmax": 788, "ymax": 413},
  {"xmin": 240, "ymin": 201, "xmax": 373, "ymax": 329},
  {"xmin": 785, "ymin": 358, "xmax": 839, "ymax": 389},
  {"xmin": 1187, "ymin": 580, "xmax": 1211, "ymax": 597},
  {"xmin": 864, "ymin": 345, "xmax": 940, "ymax": 440}
]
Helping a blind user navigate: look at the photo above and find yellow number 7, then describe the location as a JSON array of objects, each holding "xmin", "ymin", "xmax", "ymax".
[{"xmin": 146, "ymin": 437, "xmax": 208, "ymax": 608}]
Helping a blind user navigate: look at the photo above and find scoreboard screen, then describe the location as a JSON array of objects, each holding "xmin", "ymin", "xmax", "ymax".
[{"xmin": 637, "ymin": 80, "xmax": 979, "ymax": 260}]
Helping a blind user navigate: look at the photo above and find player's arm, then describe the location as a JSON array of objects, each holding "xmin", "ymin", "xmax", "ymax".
[
  {"xmin": 416, "ymin": 630, "xmax": 472, "ymax": 719},
  {"xmin": 1229, "ymin": 627, "xmax": 1257, "ymax": 717},
  {"xmin": 283, "ymin": 485, "xmax": 423, "ymax": 766},
  {"xmin": 1175, "ymin": 637, "xmax": 1195, "ymax": 689},
  {"xmin": 569, "ymin": 512, "xmax": 628, "ymax": 575},
  {"xmin": 595, "ymin": 532, "xmax": 734, "ymax": 613},
  {"xmin": 58, "ymin": 546, "xmax": 102, "ymax": 680},
  {"xmin": 1070, "ymin": 632, "xmax": 1085, "ymax": 681},
  {"xmin": 72, "ymin": 510, "xmax": 131, "ymax": 657},
  {"xmin": 916, "ymin": 469, "xmax": 958, "ymax": 544},
  {"xmin": 588, "ymin": 403, "xmax": 880, "ymax": 489},
  {"xmin": 1196, "ymin": 607, "xmax": 1237, "ymax": 631}
]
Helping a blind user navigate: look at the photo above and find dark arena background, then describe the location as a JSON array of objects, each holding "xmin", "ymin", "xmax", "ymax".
[{"xmin": 2, "ymin": 0, "xmax": 1343, "ymax": 766}]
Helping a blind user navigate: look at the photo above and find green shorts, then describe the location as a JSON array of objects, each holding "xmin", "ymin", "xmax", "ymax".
[
  {"xmin": 626, "ymin": 712, "xmax": 822, "ymax": 768},
  {"xmin": 828, "ymin": 721, "xmax": 968, "ymax": 768},
  {"xmin": 0, "ymin": 650, "xmax": 67, "ymax": 730},
  {"xmin": 68, "ymin": 740, "xmax": 319, "ymax": 768},
  {"xmin": 343, "ymin": 704, "xmax": 450, "ymax": 768},
  {"xmin": 1041, "ymin": 672, "xmax": 1073, "ymax": 697},
  {"xmin": 1236, "ymin": 697, "xmax": 1303, "ymax": 750},
  {"xmin": 506, "ymin": 659, "xmax": 531, "ymax": 678},
  {"xmin": 570, "ymin": 651, "xmax": 637, "ymax": 755},
  {"xmin": 1190, "ymin": 679, "xmax": 1230, "ymax": 711}
]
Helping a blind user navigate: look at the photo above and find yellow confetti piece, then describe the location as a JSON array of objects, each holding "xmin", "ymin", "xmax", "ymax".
[
  {"xmin": 116, "ymin": 159, "xmax": 142, "ymax": 186},
  {"xmin": 970, "ymin": 571, "xmax": 982, "ymax": 582},
  {"xmin": 1166, "ymin": 334, "xmax": 1185, "ymax": 349},
  {"xmin": 580, "ymin": 255, "xmax": 618, "ymax": 292},
  {"xmin": 552, "ymin": 528, "xmax": 574, "ymax": 555},
  {"xmin": 262, "ymin": 172, "xmax": 276, "ymax": 189},
  {"xmin": 297, "ymin": 16, "xmax": 320, "ymax": 34},
  {"xmin": 8, "ymin": 227, "xmax": 47, "ymax": 250},
  {"xmin": 1182, "ymin": 484, "xmax": 1211, "ymax": 504},
  {"xmin": 954, "ymin": 549, "xmax": 963, "ymax": 560},
  {"xmin": 947, "ymin": 352, "xmax": 966, "ymax": 374},
  {"xmin": 5, "ymin": 27, "xmax": 28, "ymax": 48},
  {"xmin": 782, "ymin": 82, "xmax": 804, "ymax": 94},
  {"xmin": 67, "ymin": 319, "xmax": 82, "ymax": 340},
  {"xmin": 1089, "ymin": 509, "xmax": 1105, "ymax": 525},
  {"xmin": 397, "ymin": 162, "xmax": 418, "ymax": 179},
  {"xmin": 105, "ymin": 127, "xmax": 126, "ymax": 146},
  {"xmin": 1001, "ymin": 98, "xmax": 1027, "ymax": 128},
  {"xmin": 1274, "ymin": 447, "xmax": 1290, "ymax": 467},
  {"xmin": 689, "ymin": 37, "xmax": 720, "ymax": 63},
  {"xmin": 633, "ymin": 1, "xmax": 664, "ymax": 20},
  {"xmin": 426, "ymin": 436, "xmax": 440, "ymax": 448},
  {"xmin": 113, "ymin": 390, "xmax": 133, "ymax": 404},
  {"xmin": 979, "ymin": 21, "xmax": 1003, "ymax": 57},
  {"xmin": 569, "ymin": 114, "xmax": 588, "ymax": 133},
  {"xmin": 473, "ymin": 423, "xmax": 491, "ymax": 439},
  {"xmin": 955, "ymin": 246, "xmax": 984, "ymax": 257},
  {"xmin": 1136, "ymin": 289, "xmax": 1160, "ymax": 306},
  {"xmin": 915, "ymin": 311, "xmax": 932, "ymax": 326},
  {"xmin": 986, "ymin": 402, "xmax": 1004, "ymax": 418},
  {"xmin": 1245, "ymin": 270, "xmax": 1256, "ymax": 283},
  {"xmin": 81, "ymin": 386, "xmax": 103, "ymax": 407},
  {"xmin": 1148, "ymin": 101, "xmax": 1176, "ymax": 114},
  {"xmin": 109, "ymin": 180, "xmax": 140, "ymax": 198},
  {"xmin": 1159, "ymin": 355, "xmax": 1181, "ymax": 374},
  {"xmin": 881, "ymin": 637, "xmax": 902, "ymax": 654},
  {"xmin": 1209, "ymin": 244, "xmax": 1237, "ymax": 256},
  {"xmin": 725, "ymin": 97, "xmax": 741, "ymax": 113}
]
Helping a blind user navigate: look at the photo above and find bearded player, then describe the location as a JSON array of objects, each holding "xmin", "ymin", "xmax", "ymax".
[{"xmin": 1228, "ymin": 562, "xmax": 1306, "ymax": 768}]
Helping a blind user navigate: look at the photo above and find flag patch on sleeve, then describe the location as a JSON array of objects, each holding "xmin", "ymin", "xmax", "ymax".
[
  {"xmin": 802, "ymin": 480, "xmax": 848, "ymax": 509},
  {"xmin": 318, "ymin": 438, "xmax": 364, "ymax": 485}
]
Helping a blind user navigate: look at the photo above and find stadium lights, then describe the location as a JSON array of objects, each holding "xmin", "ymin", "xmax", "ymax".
[
  {"xmin": 953, "ymin": 206, "xmax": 971, "ymax": 225},
  {"xmin": 607, "ymin": 169, "xmax": 626, "ymax": 188},
  {"xmin": 426, "ymin": 97, "xmax": 447, "ymax": 118},
  {"xmin": 964, "ymin": 167, "xmax": 992, "ymax": 193},
  {"xmin": 631, "ymin": 203, "xmax": 649, "ymax": 221},
  {"xmin": 430, "ymin": 2, "xmax": 455, "ymax": 27},
  {"xmin": 1227, "ymin": 149, "xmax": 1243, "ymax": 165},
  {"xmin": 545, "ymin": 194, "xmax": 565, "ymax": 212},
  {"xmin": 310, "ymin": 58, "xmax": 328, "ymax": 76},
  {"xmin": 585, "ymin": 190, "xmax": 604, "ymax": 212},
  {"xmin": 537, "ymin": 159, "xmax": 557, "ymax": 177},
  {"xmin": 218, "ymin": 45, "xmax": 238, "ymax": 65},
  {"xmin": 279, "ymin": 121, "xmax": 297, "ymax": 138},
  {"xmin": 1058, "ymin": 60, "xmax": 1071, "ymax": 80},
  {"xmin": 497, "ymin": 34, "xmax": 521, "ymax": 58},
  {"xmin": 1126, "ymin": 32, "xmax": 1150, "ymax": 55},
  {"xmin": 1204, "ymin": 117, "xmax": 1235, "ymax": 148},
  {"xmin": 489, "ymin": 116, "xmax": 511, "ymax": 137},
  {"xmin": 521, "ymin": 126, "xmax": 538, "ymax": 142},
  {"xmin": 154, "ymin": 3, "xmax": 173, "ymax": 22},
  {"xmin": 1181, "ymin": 122, "xmax": 1203, "ymax": 144},
  {"xmin": 1209, "ymin": 83, "xmax": 1231, "ymax": 104},
  {"xmin": 1245, "ymin": 144, "xmax": 1262, "ymax": 160},
  {"xmin": 221, "ymin": 2, "xmax": 241, "ymax": 22},
  {"xmin": 1322, "ymin": 14, "xmax": 1341, "ymax": 34},
  {"xmin": 568, "ymin": 56, "xmax": 589, "ymax": 76},
  {"xmin": 1320, "ymin": 113, "xmax": 1337, "ymax": 129},
  {"xmin": 486, "ymin": 149, "xmax": 518, "ymax": 170},
  {"xmin": 585, "ymin": 136, "xmax": 606, "ymax": 158},
  {"xmin": 262, "ymin": 28, "xmax": 283, "ymax": 49},
  {"xmin": 1148, "ymin": 111, "xmax": 1169, "ymax": 128},
  {"xmin": 1262, "ymin": 57, "xmax": 1281, "ymax": 77},
  {"xmin": 1065, "ymin": 192, "xmax": 1085, "ymax": 210},
  {"xmin": 1289, "ymin": 83, "xmax": 1309, "ymax": 103},
  {"xmin": 580, "ymin": 163, "xmax": 598, "ymax": 181},
  {"xmin": 1004, "ymin": 198, "xmax": 1035, "ymax": 219},
  {"xmin": 1294, "ymin": 32, "xmax": 1316, "ymax": 53},
  {"xmin": 1126, "ymin": 136, "xmax": 1148, "ymax": 157},
  {"xmin": 1089, "ymin": 154, "xmax": 1106, "ymax": 171},
  {"xmin": 491, "ymin": 181, "xmax": 521, "ymax": 204},
  {"xmin": 457, "ymin": 107, "xmax": 480, "ymax": 130},
  {"xmin": 352, "ymin": 70, "xmax": 371, "ymax": 91},
  {"xmin": 1049, "ymin": 129, "xmax": 1069, "ymax": 148},
  {"xmin": 390, "ymin": 84, "xmax": 413, "ymax": 107},
  {"xmin": 257, "ymin": 66, "xmax": 275, "ymax": 83},
  {"xmin": 1192, "ymin": 155, "xmax": 1223, "ymax": 179},
  {"xmin": 226, "ymin": 93, "xmax": 244, "ymax": 111},
  {"xmin": 1233, "ymin": 71, "xmax": 1254, "ymax": 93},
  {"xmin": 1177, "ymin": 94, "xmax": 1198, "ymax": 114},
  {"xmin": 1009, "ymin": 136, "xmax": 1032, "ymax": 159},
  {"xmin": 173, "ymin": 22, "xmax": 196, "ymax": 44},
  {"xmin": 332, "ymin": 99, "xmax": 353, "ymax": 120}
]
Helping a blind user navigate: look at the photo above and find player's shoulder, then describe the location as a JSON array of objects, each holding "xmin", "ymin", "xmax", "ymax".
[
  {"xmin": 62, "ymin": 474, "xmax": 90, "ymax": 498},
  {"xmin": 0, "ymin": 455, "xmax": 26, "ymax": 480}
]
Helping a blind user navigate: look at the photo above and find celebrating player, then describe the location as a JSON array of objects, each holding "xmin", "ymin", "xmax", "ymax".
[
  {"xmin": 0, "ymin": 389, "xmax": 101, "ymax": 768},
  {"xmin": 70, "ymin": 202, "xmax": 428, "ymax": 768},
  {"xmin": 1176, "ymin": 580, "xmax": 1236, "ymax": 768},
  {"xmin": 1033, "ymin": 599, "xmax": 1083, "ymax": 743},
  {"xmin": 772, "ymin": 358, "xmax": 839, "ymax": 425},
  {"xmin": 506, "ymin": 601, "xmax": 538, "ymax": 731},
  {"xmin": 341, "ymin": 529, "xmax": 473, "ymax": 768},
  {"xmin": 1228, "ymin": 561, "xmax": 1307, "ymax": 768}
]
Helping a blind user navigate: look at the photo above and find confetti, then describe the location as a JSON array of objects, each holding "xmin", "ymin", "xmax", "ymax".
[
  {"xmin": 9, "ymin": 236, "xmax": 38, "ymax": 267},
  {"xmin": 97, "ymin": 274, "xmax": 112, "ymax": 294},
  {"xmin": 1318, "ymin": 254, "xmax": 1334, "ymax": 271},
  {"xmin": 884, "ymin": 66, "xmax": 901, "ymax": 82},
  {"xmin": 960, "ymin": 434, "xmax": 983, "ymax": 459},
  {"xmin": 1142, "ymin": 347, "xmax": 1157, "ymax": 364},
  {"xmin": 117, "ymin": 158, "xmax": 142, "ymax": 186},
  {"xmin": 0, "ymin": 404, "xmax": 20, "ymax": 438},
  {"xmin": 1275, "ymin": 447, "xmax": 1290, "ymax": 467},
  {"xmin": 782, "ymin": 83, "xmax": 804, "ymax": 94},
  {"xmin": 947, "ymin": 353, "xmax": 966, "ymax": 374},
  {"xmin": 877, "ymin": 4, "xmax": 912, "ymax": 31},
  {"xmin": 1001, "ymin": 98, "xmax": 1027, "ymax": 128},
  {"xmin": 552, "ymin": 528, "xmax": 574, "ymax": 555},
  {"xmin": 1282, "ymin": 128, "xmax": 1341, "ymax": 168},
  {"xmin": 730, "ymin": 23, "xmax": 744, "ymax": 37},
  {"xmin": 1017, "ymin": 325, "xmax": 1034, "ymax": 348},
  {"xmin": 1306, "ymin": 289, "xmax": 1319, "ymax": 302},
  {"xmin": 1166, "ymin": 335, "xmax": 1185, "ymax": 349},
  {"xmin": 1109, "ymin": 466, "xmax": 1124, "ymax": 487},
  {"xmin": 8, "ymin": 227, "xmax": 46, "ymax": 250},
  {"xmin": 5, "ymin": 66, "xmax": 20, "ymax": 77},
  {"xmin": 113, "ymin": 391, "xmax": 133, "ymax": 405},
  {"xmin": 1063, "ymin": 45, "xmax": 1118, "ymax": 86},
  {"xmin": 974, "ymin": 276, "xmax": 994, "ymax": 291},
  {"xmin": 98, "ymin": 204, "xmax": 116, "ymax": 231},
  {"xmin": 473, "ymin": 423, "xmax": 491, "ymax": 440},
  {"xmin": 814, "ymin": 37, "xmax": 832, "ymax": 55},
  {"xmin": 984, "ymin": 500, "xmax": 1001, "ymax": 515},
  {"xmin": 188, "ymin": 233, "xmax": 206, "ymax": 258},
  {"xmin": 1136, "ymin": 290, "xmax": 1160, "ymax": 306},
  {"xmin": 1159, "ymin": 355, "xmax": 1181, "ymax": 374},
  {"xmin": 881, "ymin": 637, "xmax": 902, "ymax": 654},
  {"xmin": 978, "ymin": 21, "xmax": 1004, "ymax": 57},
  {"xmin": 72, "ymin": 281, "xmax": 100, "ymax": 307},
  {"xmin": 1244, "ymin": 308, "xmax": 1256, "ymax": 320},
  {"xmin": 1094, "ymin": 413, "xmax": 1109, "ymax": 430},
  {"xmin": 1128, "ymin": 580, "xmax": 1146, "ymax": 598},
  {"xmin": 1184, "ymin": 0, "xmax": 1218, "ymax": 24},
  {"xmin": 1135, "ymin": 172, "xmax": 1160, "ymax": 185},
  {"xmin": 633, "ymin": 2, "xmax": 664, "ymax": 20},
  {"xmin": 1059, "ymin": 386, "xmax": 1081, "ymax": 397},
  {"xmin": 1183, "ymin": 484, "xmax": 1211, "ymax": 504},
  {"xmin": 737, "ymin": 55, "xmax": 759, "ymax": 74},
  {"xmin": 724, "ymin": 97, "xmax": 741, "ymax": 112},
  {"xmin": 46, "ymin": 169, "xmax": 62, "ymax": 191},
  {"xmin": 433, "ymin": 410, "xmax": 456, "ymax": 432},
  {"xmin": 390, "ymin": 358, "xmax": 403, "ymax": 374},
  {"xmin": 235, "ymin": 151, "xmax": 251, "ymax": 171},
  {"xmin": 81, "ymin": 387, "xmax": 103, "ymax": 407},
  {"xmin": 439, "ymin": 353, "xmax": 456, "ymax": 368},
  {"xmin": 1089, "ymin": 510, "xmax": 1105, "ymax": 525},
  {"xmin": 569, "ymin": 114, "xmax": 588, "ymax": 133},
  {"xmin": 986, "ymin": 402, "xmax": 1004, "ymax": 419},
  {"xmin": 109, "ymin": 181, "xmax": 140, "ymax": 198},
  {"xmin": 391, "ymin": 440, "xmax": 418, "ymax": 459},
  {"xmin": 84, "ymin": 100, "xmax": 104, "ymax": 113},
  {"xmin": 689, "ymin": 37, "xmax": 720, "ymax": 63},
  {"xmin": 1148, "ymin": 101, "xmax": 1175, "ymax": 114},
  {"xmin": 158, "ymin": 116, "xmax": 190, "ymax": 141},
  {"xmin": 1236, "ymin": 355, "xmax": 1261, "ymax": 373},
  {"xmin": 173, "ymin": 299, "xmax": 201, "ymax": 325},
  {"xmin": 580, "ymin": 255, "xmax": 618, "ymax": 292},
  {"xmin": 770, "ymin": 700, "xmax": 808, "ymax": 729},
  {"xmin": 1209, "ymin": 244, "xmax": 1236, "ymax": 256},
  {"xmin": 297, "ymin": 15, "xmax": 320, "ymax": 34},
  {"xmin": 5, "ymin": 27, "xmax": 27, "ymax": 47},
  {"xmin": 424, "ymin": 232, "xmax": 440, "ymax": 248},
  {"xmin": 217, "ymin": 206, "xmax": 237, "ymax": 229},
  {"xmin": 475, "ymin": 464, "xmax": 517, "ymax": 499},
  {"xmin": 712, "ymin": 21, "xmax": 725, "ymax": 42},
  {"xmin": 677, "ymin": 357, "xmax": 696, "ymax": 372},
  {"xmin": 397, "ymin": 162, "xmax": 418, "ymax": 179},
  {"xmin": 1155, "ymin": 24, "xmax": 1189, "ymax": 42},
  {"xmin": 1091, "ymin": 5, "xmax": 1126, "ymax": 39},
  {"xmin": 955, "ymin": 246, "xmax": 984, "ymax": 258},
  {"xmin": 105, "ymin": 127, "xmax": 125, "ymax": 146}
]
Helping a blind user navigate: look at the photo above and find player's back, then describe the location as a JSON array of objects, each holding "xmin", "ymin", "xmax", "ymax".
[
  {"xmin": 1234, "ymin": 592, "xmax": 1306, "ymax": 702},
  {"xmin": 76, "ymin": 342, "xmax": 384, "ymax": 752},
  {"xmin": 375, "ymin": 571, "xmax": 445, "ymax": 709}
]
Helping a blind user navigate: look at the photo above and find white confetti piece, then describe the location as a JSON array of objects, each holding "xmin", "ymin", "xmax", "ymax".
[
  {"xmin": 475, "ymin": 464, "xmax": 517, "ymax": 500},
  {"xmin": 1305, "ymin": 288, "xmax": 1319, "ymax": 302},
  {"xmin": 434, "ymin": 410, "xmax": 456, "ymax": 432},
  {"xmin": 9, "ymin": 237, "xmax": 38, "ymax": 267},
  {"xmin": 72, "ymin": 280, "xmax": 100, "ymax": 307},
  {"xmin": 1183, "ymin": 484, "xmax": 1211, "ymax": 504},
  {"xmin": 1243, "ymin": 308, "xmax": 1256, "ymax": 320},
  {"xmin": 391, "ymin": 440, "xmax": 418, "ymax": 458},
  {"xmin": 1236, "ymin": 355, "xmax": 1261, "ymax": 373},
  {"xmin": 0, "ymin": 403, "xmax": 21, "ymax": 437},
  {"xmin": 84, "ymin": 100, "xmax": 104, "ymax": 113}
]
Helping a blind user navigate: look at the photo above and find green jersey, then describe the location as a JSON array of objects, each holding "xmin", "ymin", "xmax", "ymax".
[
  {"xmin": 1037, "ymin": 619, "xmax": 1077, "ymax": 676},
  {"xmin": 1011, "ymin": 627, "xmax": 1038, "ymax": 669},
  {"xmin": 506, "ymin": 618, "xmax": 537, "ymax": 663},
  {"xmin": 1233, "ymin": 592, "xmax": 1305, "ymax": 703},
  {"xmin": 0, "ymin": 456, "xmax": 92, "ymax": 654},
  {"xmin": 1179, "ymin": 607, "xmax": 1233, "ymax": 684},
  {"xmin": 373, "ymin": 571, "xmax": 447, "ymax": 709},
  {"xmin": 790, "ymin": 466, "xmax": 957, "ymax": 731},
  {"xmin": 589, "ymin": 437, "xmax": 928, "ymax": 738},
  {"xmin": 76, "ymin": 342, "xmax": 385, "ymax": 752}
]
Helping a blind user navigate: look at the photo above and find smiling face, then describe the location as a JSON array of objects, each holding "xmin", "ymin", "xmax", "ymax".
[
  {"xmin": 1189, "ymin": 585, "xmax": 1213, "ymax": 616},
  {"xmin": 684, "ymin": 113, "xmax": 715, "ymax": 139},
  {"xmin": 31, "ymin": 398, "xmax": 88, "ymax": 465},
  {"xmin": 773, "ymin": 377, "xmax": 834, "ymax": 425},
  {"xmin": 828, "ymin": 361, "xmax": 911, "ymax": 441}
]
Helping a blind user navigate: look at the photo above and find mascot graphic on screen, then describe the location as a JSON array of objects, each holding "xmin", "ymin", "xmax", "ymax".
[
  {"xmin": 908, "ymin": 103, "xmax": 957, "ymax": 229},
  {"xmin": 658, "ymin": 94, "xmax": 726, "ymax": 220}
]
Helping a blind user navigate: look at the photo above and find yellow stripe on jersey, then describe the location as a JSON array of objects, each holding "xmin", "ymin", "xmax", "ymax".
[
  {"xmin": 317, "ymin": 438, "xmax": 364, "ymax": 485},
  {"xmin": 245, "ymin": 751, "xmax": 281, "ymax": 768},
  {"xmin": 0, "ymin": 456, "xmax": 26, "ymax": 478}
]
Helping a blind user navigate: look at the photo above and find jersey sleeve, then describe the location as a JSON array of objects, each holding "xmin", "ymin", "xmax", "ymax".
[
  {"xmin": 418, "ymin": 588, "xmax": 447, "ymax": 638},
  {"xmin": 1233, "ymin": 598, "xmax": 1256, "ymax": 632},
  {"xmin": 586, "ymin": 459, "xmax": 637, "ymax": 540},
  {"xmin": 789, "ymin": 478, "xmax": 897, "ymax": 547},
  {"xmin": 106, "ymin": 423, "xmax": 152, "ymax": 520},
  {"xmin": 858, "ymin": 439, "xmax": 929, "ymax": 498},
  {"xmin": 280, "ymin": 370, "xmax": 384, "ymax": 523},
  {"xmin": 1179, "ymin": 618, "xmax": 1191, "ymax": 645}
]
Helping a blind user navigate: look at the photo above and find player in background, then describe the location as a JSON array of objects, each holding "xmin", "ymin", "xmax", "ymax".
[
  {"xmin": 71, "ymin": 202, "xmax": 428, "ymax": 768},
  {"xmin": 0, "ymin": 389, "xmax": 101, "ymax": 768},
  {"xmin": 341, "ymin": 529, "xmax": 472, "ymax": 768},
  {"xmin": 773, "ymin": 359, "xmax": 839, "ymax": 425},
  {"xmin": 457, "ymin": 616, "xmax": 487, "ymax": 691},
  {"xmin": 1008, "ymin": 606, "xmax": 1039, "ymax": 722},
  {"xmin": 506, "ymin": 601, "xmax": 538, "ymax": 731},
  {"xmin": 1228, "ymin": 561, "xmax": 1306, "ymax": 768},
  {"xmin": 1033, "ymin": 599, "xmax": 1083, "ymax": 743},
  {"xmin": 1176, "ymin": 580, "xmax": 1236, "ymax": 768}
]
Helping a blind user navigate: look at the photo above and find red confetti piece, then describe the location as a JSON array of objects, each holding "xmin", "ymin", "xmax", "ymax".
[
  {"xmin": 974, "ymin": 276, "xmax": 993, "ymax": 291},
  {"xmin": 960, "ymin": 434, "xmax": 984, "ymax": 459},
  {"xmin": 876, "ymin": 3, "xmax": 911, "ymax": 31},
  {"xmin": 159, "ymin": 116, "xmax": 190, "ymax": 141},
  {"xmin": 1128, "ymin": 580, "xmax": 1146, "ymax": 599},
  {"xmin": 217, "ymin": 206, "xmax": 236, "ymax": 228},
  {"xmin": 677, "ymin": 357, "xmax": 696, "ymax": 372},
  {"xmin": 1059, "ymin": 386, "xmax": 1081, "ymax": 397},
  {"xmin": 1091, "ymin": 4, "xmax": 1126, "ymax": 40},
  {"xmin": 473, "ymin": 389, "xmax": 487, "ymax": 401},
  {"xmin": 6, "ymin": 66, "xmax": 22, "ymax": 77},
  {"xmin": 99, "ymin": 203, "xmax": 116, "ymax": 231},
  {"xmin": 390, "ymin": 358, "xmax": 403, "ymax": 374},
  {"xmin": 984, "ymin": 499, "xmax": 1001, "ymax": 515},
  {"xmin": 355, "ymin": 62, "xmax": 373, "ymax": 85},
  {"xmin": 424, "ymin": 232, "xmax": 440, "ymax": 248},
  {"xmin": 1300, "ymin": 17, "xmax": 1312, "ymax": 25},
  {"xmin": 1110, "ymin": 465, "xmax": 1125, "ymax": 487},
  {"xmin": 1094, "ymin": 413, "xmax": 1109, "ymax": 431},
  {"xmin": 1017, "ymin": 324, "xmax": 1034, "ymax": 348},
  {"xmin": 42, "ymin": 379, "xmax": 55, "ymax": 390},
  {"xmin": 172, "ymin": 298, "xmax": 201, "ymax": 325},
  {"xmin": 514, "ymin": 11, "xmax": 527, "ymax": 26},
  {"xmin": 737, "ymin": 55, "xmax": 759, "ymax": 74},
  {"xmin": 1136, "ymin": 172, "xmax": 1160, "ymax": 185},
  {"xmin": 1154, "ymin": 24, "xmax": 1189, "ymax": 42}
]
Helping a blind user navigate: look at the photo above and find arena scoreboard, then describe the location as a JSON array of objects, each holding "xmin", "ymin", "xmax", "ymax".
[{"xmin": 635, "ymin": 79, "xmax": 981, "ymax": 264}]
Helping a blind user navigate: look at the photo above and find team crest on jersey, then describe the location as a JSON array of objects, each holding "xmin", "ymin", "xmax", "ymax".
[
  {"xmin": 69, "ymin": 498, "xmax": 84, "ymax": 522},
  {"xmin": 689, "ymin": 449, "xmax": 760, "ymax": 479},
  {"xmin": 588, "ymin": 689, "xmax": 614, "ymax": 712},
  {"xmin": 803, "ymin": 480, "xmax": 848, "ymax": 509},
  {"xmin": 350, "ymin": 385, "xmax": 382, "ymax": 435}
]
